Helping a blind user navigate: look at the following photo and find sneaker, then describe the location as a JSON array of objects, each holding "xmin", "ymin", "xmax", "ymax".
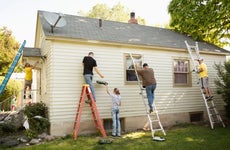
[
  {"xmin": 205, "ymin": 96, "xmax": 211, "ymax": 101},
  {"xmin": 149, "ymin": 108, "xmax": 153, "ymax": 113},
  {"xmin": 143, "ymin": 127, "xmax": 150, "ymax": 131},
  {"xmin": 85, "ymin": 99, "xmax": 91, "ymax": 104}
]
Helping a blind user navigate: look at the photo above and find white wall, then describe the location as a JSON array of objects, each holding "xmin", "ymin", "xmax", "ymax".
[
  {"xmin": 43, "ymin": 41, "xmax": 226, "ymax": 119},
  {"xmin": 39, "ymin": 40, "xmax": 226, "ymax": 135}
]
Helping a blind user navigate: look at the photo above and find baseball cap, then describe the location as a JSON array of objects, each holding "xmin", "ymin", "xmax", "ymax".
[
  {"xmin": 198, "ymin": 58, "xmax": 203, "ymax": 61},
  {"xmin": 143, "ymin": 63, "xmax": 148, "ymax": 67}
]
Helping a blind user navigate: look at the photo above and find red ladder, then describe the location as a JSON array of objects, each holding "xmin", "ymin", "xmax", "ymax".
[{"xmin": 73, "ymin": 84, "xmax": 107, "ymax": 140}]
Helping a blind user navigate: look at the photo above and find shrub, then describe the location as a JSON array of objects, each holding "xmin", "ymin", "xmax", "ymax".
[
  {"xmin": 0, "ymin": 123, "xmax": 17, "ymax": 133},
  {"xmin": 25, "ymin": 129, "xmax": 38, "ymax": 139},
  {"xmin": 214, "ymin": 60, "xmax": 230, "ymax": 118},
  {"xmin": 23, "ymin": 102, "xmax": 50, "ymax": 134}
]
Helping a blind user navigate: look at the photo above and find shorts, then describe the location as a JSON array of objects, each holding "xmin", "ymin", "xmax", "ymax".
[
  {"xmin": 24, "ymin": 80, "xmax": 32, "ymax": 87},
  {"xmin": 200, "ymin": 77, "xmax": 209, "ymax": 88},
  {"xmin": 11, "ymin": 105, "xmax": 15, "ymax": 110}
]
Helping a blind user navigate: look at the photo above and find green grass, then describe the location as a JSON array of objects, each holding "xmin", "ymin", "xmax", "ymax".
[{"xmin": 3, "ymin": 124, "xmax": 230, "ymax": 150}]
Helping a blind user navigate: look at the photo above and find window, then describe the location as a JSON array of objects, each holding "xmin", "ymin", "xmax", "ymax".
[
  {"xmin": 173, "ymin": 59, "xmax": 191, "ymax": 86},
  {"xmin": 125, "ymin": 54, "xmax": 142, "ymax": 84},
  {"xmin": 190, "ymin": 112, "xmax": 204, "ymax": 122}
]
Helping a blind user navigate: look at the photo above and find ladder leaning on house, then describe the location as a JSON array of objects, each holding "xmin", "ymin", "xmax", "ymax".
[
  {"xmin": 184, "ymin": 40, "xmax": 225, "ymax": 129},
  {"xmin": 129, "ymin": 53, "xmax": 166, "ymax": 141},
  {"xmin": 0, "ymin": 40, "xmax": 26, "ymax": 96},
  {"xmin": 73, "ymin": 84, "xmax": 107, "ymax": 140}
]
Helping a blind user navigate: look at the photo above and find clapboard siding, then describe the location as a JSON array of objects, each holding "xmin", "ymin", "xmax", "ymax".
[{"xmin": 40, "ymin": 40, "xmax": 226, "ymax": 132}]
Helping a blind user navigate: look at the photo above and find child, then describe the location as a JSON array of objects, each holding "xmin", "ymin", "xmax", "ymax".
[
  {"xmin": 11, "ymin": 96, "xmax": 16, "ymax": 111},
  {"xmin": 105, "ymin": 85, "xmax": 121, "ymax": 137}
]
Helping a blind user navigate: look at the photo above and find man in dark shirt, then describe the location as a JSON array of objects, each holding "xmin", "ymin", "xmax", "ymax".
[
  {"xmin": 82, "ymin": 52, "xmax": 104, "ymax": 102},
  {"xmin": 135, "ymin": 63, "xmax": 157, "ymax": 113}
]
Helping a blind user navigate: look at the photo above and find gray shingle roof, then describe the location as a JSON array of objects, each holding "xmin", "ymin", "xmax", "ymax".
[
  {"xmin": 38, "ymin": 10, "xmax": 229, "ymax": 53},
  {"xmin": 23, "ymin": 47, "xmax": 41, "ymax": 57}
]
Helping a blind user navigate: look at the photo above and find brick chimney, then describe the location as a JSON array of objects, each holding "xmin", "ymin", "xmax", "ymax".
[
  {"xmin": 99, "ymin": 18, "xmax": 102, "ymax": 28},
  {"xmin": 128, "ymin": 12, "xmax": 138, "ymax": 24}
]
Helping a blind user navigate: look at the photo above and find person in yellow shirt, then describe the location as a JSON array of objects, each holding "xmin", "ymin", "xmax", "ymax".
[
  {"xmin": 197, "ymin": 58, "xmax": 213, "ymax": 100},
  {"xmin": 24, "ymin": 61, "xmax": 39, "ymax": 99}
]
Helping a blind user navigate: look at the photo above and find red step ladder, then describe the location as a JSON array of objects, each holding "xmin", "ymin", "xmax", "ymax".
[{"xmin": 73, "ymin": 84, "xmax": 107, "ymax": 140}]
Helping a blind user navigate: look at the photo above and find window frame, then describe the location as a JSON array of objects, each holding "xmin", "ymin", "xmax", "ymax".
[
  {"xmin": 124, "ymin": 53, "xmax": 143, "ymax": 85},
  {"xmin": 173, "ymin": 58, "xmax": 192, "ymax": 87}
]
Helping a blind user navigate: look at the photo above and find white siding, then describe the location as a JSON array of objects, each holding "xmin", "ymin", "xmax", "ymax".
[
  {"xmin": 40, "ymin": 39, "xmax": 52, "ymax": 109},
  {"xmin": 42, "ymin": 41, "xmax": 226, "ymax": 126}
]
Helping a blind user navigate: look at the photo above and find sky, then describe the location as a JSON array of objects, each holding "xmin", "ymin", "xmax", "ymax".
[{"xmin": 0, "ymin": 0, "xmax": 171, "ymax": 47}]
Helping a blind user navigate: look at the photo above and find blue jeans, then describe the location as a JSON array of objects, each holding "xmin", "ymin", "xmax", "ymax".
[
  {"xmin": 111, "ymin": 108, "xmax": 120, "ymax": 136},
  {"xmin": 145, "ymin": 84, "xmax": 156, "ymax": 110},
  {"xmin": 84, "ymin": 74, "xmax": 96, "ymax": 101}
]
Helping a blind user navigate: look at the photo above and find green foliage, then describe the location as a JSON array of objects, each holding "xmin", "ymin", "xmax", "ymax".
[
  {"xmin": 0, "ymin": 122, "xmax": 17, "ymax": 133},
  {"xmin": 214, "ymin": 60, "xmax": 230, "ymax": 117},
  {"xmin": 78, "ymin": 2, "xmax": 146, "ymax": 25},
  {"xmin": 0, "ymin": 27, "xmax": 23, "ymax": 74},
  {"xmin": 168, "ymin": 0, "xmax": 230, "ymax": 47},
  {"xmin": 25, "ymin": 129, "xmax": 38, "ymax": 139},
  {"xmin": 23, "ymin": 102, "xmax": 50, "ymax": 134},
  {"xmin": 24, "ymin": 102, "xmax": 48, "ymax": 118},
  {"xmin": 0, "ymin": 77, "xmax": 22, "ymax": 111}
]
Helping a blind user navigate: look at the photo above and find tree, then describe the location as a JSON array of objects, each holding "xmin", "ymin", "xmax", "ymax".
[
  {"xmin": 0, "ymin": 76, "xmax": 22, "ymax": 111},
  {"xmin": 78, "ymin": 3, "xmax": 146, "ymax": 25},
  {"xmin": 168, "ymin": 0, "xmax": 230, "ymax": 48},
  {"xmin": 0, "ymin": 27, "xmax": 23, "ymax": 74},
  {"xmin": 214, "ymin": 60, "xmax": 230, "ymax": 118}
]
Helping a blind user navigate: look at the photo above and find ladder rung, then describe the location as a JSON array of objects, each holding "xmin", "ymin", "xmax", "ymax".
[
  {"xmin": 208, "ymin": 106, "xmax": 216, "ymax": 109},
  {"xmin": 189, "ymin": 46, "xmax": 197, "ymax": 49},
  {"xmin": 206, "ymin": 99, "xmax": 213, "ymax": 102},
  {"xmin": 212, "ymin": 121, "xmax": 220, "ymax": 124},
  {"xmin": 210, "ymin": 113, "xmax": 220, "ymax": 117},
  {"xmin": 151, "ymin": 129, "xmax": 164, "ymax": 132},
  {"xmin": 151, "ymin": 120, "xmax": 160, "ymax": 122}
]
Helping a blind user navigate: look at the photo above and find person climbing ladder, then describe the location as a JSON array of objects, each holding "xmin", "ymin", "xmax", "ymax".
[{"xmin": 24, "ymin": 61, "xmax": 39, "ymax": 99}]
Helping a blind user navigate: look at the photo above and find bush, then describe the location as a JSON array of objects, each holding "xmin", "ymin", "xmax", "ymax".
[
  {"xmin": 23, "ymin": 102, "xmax": 50, "ymax": 135},
  {"xmin": 0, "ymin": 123, "xmax": 17, "ymax": 133},
  {"xmin": 25, "ymin": 129, "xmax": 38, "ymax": 139},
  {"xmin": 214, "ymin": 60, "xmax": 230, "ymax": 118}
]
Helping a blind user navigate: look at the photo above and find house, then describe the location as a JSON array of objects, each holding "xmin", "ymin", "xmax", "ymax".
[{"xmin": 23, "ymin": 10, "xmax": 229, "ymax": 136}]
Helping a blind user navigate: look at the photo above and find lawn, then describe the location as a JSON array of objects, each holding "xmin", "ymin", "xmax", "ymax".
[{"xmin": 3, "ymin": 124, "xmax": 230, "ymax": 150}]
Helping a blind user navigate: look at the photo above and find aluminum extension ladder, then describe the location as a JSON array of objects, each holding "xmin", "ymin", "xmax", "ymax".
[
  {"xmin": 129, "ymin": 54, "xmax": 166, "ymax": 141},
  {"xmin": 0, "ymin": 40, "xmax": 26, "ymax": 95},
  {"xmin": 73, "ymin": 84, "xmax": 107, "ymax": 140},
  {"xmin": 185, "ymin": 40, "xmax": 225, "ymax": 129}
]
